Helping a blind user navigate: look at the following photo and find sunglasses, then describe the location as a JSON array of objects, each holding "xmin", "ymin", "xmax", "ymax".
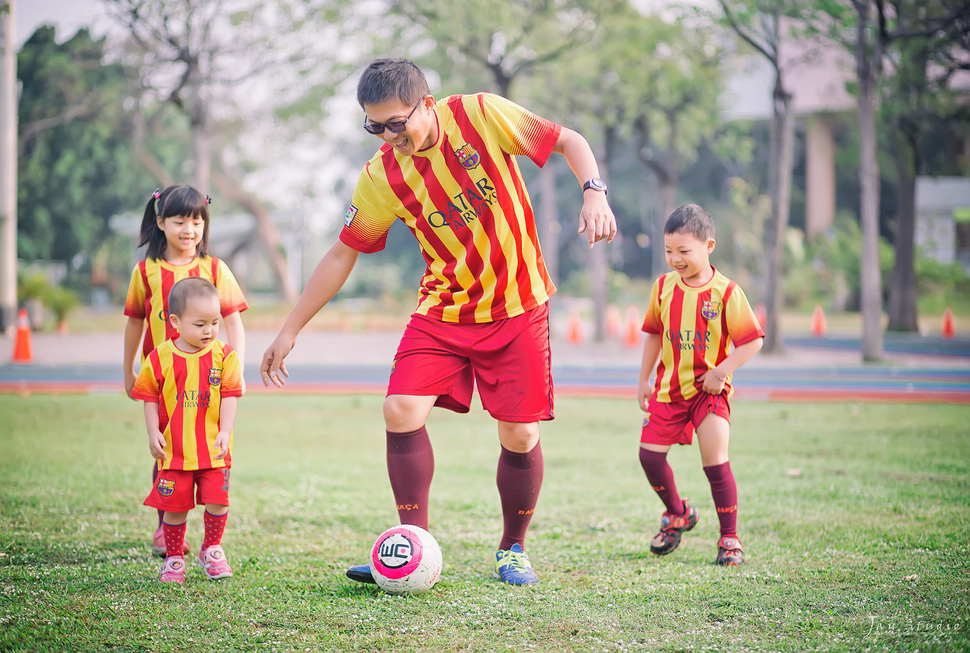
[{"xmin": 362, "ymin": 99, "xmax": 423, "ymax": 135}]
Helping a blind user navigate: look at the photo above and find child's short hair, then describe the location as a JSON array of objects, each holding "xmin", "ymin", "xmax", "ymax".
[
  {"xmin": 168, "ymin": 277, "xmax": 219, "ymax": 318},
  {"xmin": 138, "ymin": 184, "xmax": 211, "ymax": 261},
  {"xmin": 664, "ymin": 203, "xmax": 715, "ymax": 241},
  {"xmin": 356, "ymin": 58, "xmax": 430, "ymax": 108}
]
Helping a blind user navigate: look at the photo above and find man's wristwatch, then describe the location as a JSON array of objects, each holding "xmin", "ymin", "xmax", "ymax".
[{"xmin": 582, "ymin": 177, "xmax": 608, "ymax": 195}]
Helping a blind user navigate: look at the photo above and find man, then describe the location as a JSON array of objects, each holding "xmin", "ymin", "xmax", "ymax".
[{"xmin": 260, "ymin": 58, "xmax": 616, "ymax": 585}]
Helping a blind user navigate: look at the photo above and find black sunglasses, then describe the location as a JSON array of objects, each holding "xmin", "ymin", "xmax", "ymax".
[{"xmin": 362, "ymin": 99, "xmax": 423, "ymax": 135}]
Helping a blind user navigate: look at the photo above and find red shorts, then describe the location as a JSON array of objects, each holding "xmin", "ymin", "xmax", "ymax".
[
  {"xmin": 144, "ymin": 467, "xmax": 231, "ymax": 512},
  {"xmin": 388, "ymin": 304, "xmax": 554, "ymax": 422},
  {"xmin": 640, "ymin": 392, "xmax": 731, "ymax": 446}
]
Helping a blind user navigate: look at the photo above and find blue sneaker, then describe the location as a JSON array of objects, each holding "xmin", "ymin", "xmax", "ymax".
[
  {"xmin": 346, "ymin": 563, "xmax": 376, "ymax": 584},
  {"xmin": 494, "ymin": 543, "xmax": 538, "ymax": 585}
]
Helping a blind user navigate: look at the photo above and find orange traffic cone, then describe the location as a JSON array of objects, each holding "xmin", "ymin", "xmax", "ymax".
[
  {"xmin": 811, "ymin": 304, "xmax": 827, "ymax": 338},
  {"xmin": 942, "ymin": 306, "xmax": 955, "ymax": 339},
  {"xmin": 13, "ymin": 307, "xmax": 33, "ymax": 363},
  {"xmin": 566, "ymin": 308, "xmax": 583, "ymax": 344},
  {"xmin": 623, "ymin": 304, "xmax": 642, "ymax": 348},
  {"xmin": 605, "ymin": 305, "xmax": 622, "ymax": 338}
]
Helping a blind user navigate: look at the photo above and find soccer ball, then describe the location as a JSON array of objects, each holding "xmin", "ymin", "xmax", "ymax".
[{"xmin": 370, "ymin": 524, "xmax": 442, "ymax": 595}]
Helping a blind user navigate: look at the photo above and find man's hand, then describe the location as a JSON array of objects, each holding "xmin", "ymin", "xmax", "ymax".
[
  {"xmin": 260, "ymin": 334, "xmax": 294, "ymax": 388},
  {"xmin": 578, "ymin": 191, "xmax": 617, "ymax": 247}
]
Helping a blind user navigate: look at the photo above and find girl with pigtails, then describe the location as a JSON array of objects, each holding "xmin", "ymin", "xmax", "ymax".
[{"xmin": 122, "ymin": 184, "xmax": 248, "ymax": 557}]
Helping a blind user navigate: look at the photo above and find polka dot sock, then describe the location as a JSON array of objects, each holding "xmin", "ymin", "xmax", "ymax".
[
  {"xmin": 202, "ymin": 510, "xmax": 228, "ymax": 552},
  {"xmin": 162, "ymin": 521, "xmax": 187, "ymax": 558}
]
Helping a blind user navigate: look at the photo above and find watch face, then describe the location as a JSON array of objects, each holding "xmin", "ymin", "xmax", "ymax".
[{"xmin": 585, "ymin": 178, "xmax": 607, "ymax": 192}]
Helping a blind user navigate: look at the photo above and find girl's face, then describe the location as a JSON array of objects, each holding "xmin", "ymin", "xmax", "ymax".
[
  {"xmin": 664, "ymin": 230, "xmax": 715, "ymax": 286},
  {"xmin": 157, "ymin": 213, "xmax": 205, "ymax": 262}
]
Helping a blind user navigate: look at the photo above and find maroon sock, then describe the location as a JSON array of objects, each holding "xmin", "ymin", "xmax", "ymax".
[
  {"xmin": 202, "ymin": 510, "xmax": 228, "ymax": 551},
  {"xmin": 162, "ymin": 521, "xmax": 187, "ymax": 558},
  {"xmin": 386, "ymin": 427, "xmax": 434, "ymax": 530},
  {"xmin": 496, "ymin": 442, "xmax": 544, "ymax": 551},
  {"xmin": 704, "ymin": 461, "xmax": 738, "ymax": 536},
  {"xmin": 639, "ymin": 448, "xmax": 684, "ymax": 515},
  {"xmin": 152, "ymin": 464, "xmax": 164, "ymax": 527}
]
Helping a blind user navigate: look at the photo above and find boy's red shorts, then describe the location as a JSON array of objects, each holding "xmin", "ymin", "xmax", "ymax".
[
  {"xmin": 388, "ymin": 303, "xmax": 554, "ymax": 423},
  {"xmin": 640, "ymin": 391, "xmax": 731, "ymax": 446},
  {"xmin": 144, "ymin": 467, "xmax": 231, "ymax": 512}
]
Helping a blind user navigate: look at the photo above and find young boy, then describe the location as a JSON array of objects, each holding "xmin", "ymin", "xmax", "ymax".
[
  {"xmin": 131, "ymin": 277, "xmax": 243, "ymax": 583},
  {"xmin": 637, "ymin": 204, "xmax": 764, "ymax": 566},
  {"xmin": 261, "ymin": 58, "xmax": 616, "ymax": 585}
]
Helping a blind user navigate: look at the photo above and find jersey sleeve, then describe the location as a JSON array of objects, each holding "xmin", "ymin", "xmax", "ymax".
[
  {"xmin": 123, "ymin": 263, "xmax": 147, "ymax": 319},
  {"xmin": 213, "ymin": 258, "xmax": 249, "ymax": 316},
  {"xmin": 218, "ymin": 347, "xmax": 243, "ymax": 398},
  {"xmin": 478, "ymin": 93, "xmax": 561, "ymax": 168},
  {"xmin": 641, "ymin": 277, "xmax": 664, "ymax": 335},
  {"xmin": 339, "ymin": 159, "xmax": 398, "ymax": 253},
  {"xmin": 724, "ymin": 283, "xmax": 765, "ymax": 346},
  {"xmin": 130, "ymin": 351, "xmax": 161, "ymax": 402}
]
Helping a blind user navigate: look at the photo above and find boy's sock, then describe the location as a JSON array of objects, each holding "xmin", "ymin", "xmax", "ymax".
[
  {"xmin": 202, "ymin": 510, "xmax": 229, "ymax": 551},
  {"xmin": 639, "ymin": 448, "xmax": 685, "ymax": 516},
  {"xmin": 386, "ymin": 427, "xmax": 434, "ymax": 530},
  {"xmin": 704, "ymin": 461, "xmax": 739, "ymax": 536},
  {"xmin": 162, "ymin": 521, "xmax": 187, "ymax": 558},
  {"xmin": 496, "ymin": 442, "xmax": 544, "ymax": 551}
]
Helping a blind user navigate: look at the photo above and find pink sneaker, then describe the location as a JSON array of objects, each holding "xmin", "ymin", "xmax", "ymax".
[
  {"xmin": 159, "ymin": 556, "xmax": 186, "ymax": 583},
  {"xmin": 198, "ymin": 545, "xmax": 233, "ymax": 580},
  {"xmin": 152, "ymin": 525, "xmax": 191, "ymax": 557}
]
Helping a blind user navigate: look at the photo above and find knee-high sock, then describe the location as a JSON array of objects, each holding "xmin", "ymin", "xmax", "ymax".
[
  {"xmin": 152, "ymin": 464, "xmax": 164, "ymax": 527},
  {"xmin": 704, "ymin": 461, "xmax": 738, "ymax": 536},
  {"xmin": 386, "ymin": 426, "xmax": 434, "ymax": 530},
  {"xmin": 496, "ymin": 442, "xmax": 544, "ymax": 551},
  {"xmin": 202, "ymin": 510, "xmax": 228, "ymax": 551},
  {"xmin": 162, "ymin": 521, "xmax": 186, "ymax": 558},
  {"xmin": 639, "ymin": 448, "xmax": 684, "ymax": 516}
]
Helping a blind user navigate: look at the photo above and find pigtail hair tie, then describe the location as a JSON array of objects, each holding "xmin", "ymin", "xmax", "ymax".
[
  {"xmin": 152, "ymin": 188, "xmax": 161, "ymax": 200},
  {"xmin": 205, "ymin": 194, "xmax": 212, "ymax": 204}
]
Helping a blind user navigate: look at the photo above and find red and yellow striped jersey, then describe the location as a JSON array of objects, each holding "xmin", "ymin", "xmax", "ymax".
[
  {"xmin": 642, "ymin": 268, "xmax": 764, "ymax": 402},
  {"xmin": 340, "ymin": 93, "xmax": 561, "ymax": 323},
  {"xmin": 131, "ymin": 339, "xmax": 243, "ymax": 471},
  {"xmin": 124, "ymin": 256, "xmax": 249, "ymax": 362}
]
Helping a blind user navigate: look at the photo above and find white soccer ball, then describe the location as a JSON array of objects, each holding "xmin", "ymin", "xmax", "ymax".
[{"xmin": 370, "ymin": 524, "xmax": 442, "ymax": 595}]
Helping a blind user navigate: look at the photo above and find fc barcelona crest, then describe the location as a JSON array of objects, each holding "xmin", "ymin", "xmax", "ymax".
[
  {"xmin": 455, "ymin": 143, "xmax": 481, "ymax": 170},
  {"xmin": 157, "ymin": 478, "xmax": 176, "ymax": 496},
  {"xmin": 208, "ymin": 367, "xmax": 223, "ymax": 386},
  {"xmin": 701, "ymin": 300, "xmax": 721, "ymax": 320}
]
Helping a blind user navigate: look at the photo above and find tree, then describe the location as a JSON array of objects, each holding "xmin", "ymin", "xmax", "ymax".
[
  {"xmin": 883, "ymin": 0, "xmax": 970, "ymax": 332},
  {"xmin": 717, "ymin": 0, "xmax": 800, "ymax": 354},
  {"xmin": 17, "ymin": 26, "xmax": 139, "ymax": 265},
  {"xmin": 106, "ymin": 0, "xmax": 353, "ymax": 302}
]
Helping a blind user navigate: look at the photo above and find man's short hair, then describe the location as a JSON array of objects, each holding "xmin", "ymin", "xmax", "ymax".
[
  {"xmin": 664, "ymin": 204, "xmax": 716, "ymax": 241},
  {"xmin": 168, "ymin": 277, "xmax": 219, "ymax": 318},
  {"xmin": 357, "ymin": 58, "xmax": 430, "ymax": 107}
]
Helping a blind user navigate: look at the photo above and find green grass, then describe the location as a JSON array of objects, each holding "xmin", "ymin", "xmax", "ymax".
[{"xmin": 0, "ymin": 394, "xmax": 967, "ymax": 652}]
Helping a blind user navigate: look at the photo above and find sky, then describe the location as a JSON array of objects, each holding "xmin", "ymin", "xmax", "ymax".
[{"xmin": 16, "ymin": 0, "xmax": 111, "ymax": 47}]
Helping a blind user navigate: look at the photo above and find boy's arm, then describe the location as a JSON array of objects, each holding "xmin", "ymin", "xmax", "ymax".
[
  {"xmin": 123, "ymin": 317, "xmax": 143, "ymax": 398},
  {"xmin": 552, "ymin": 127, "xmax": 617, "ymax": 247},
  {"xmin": 213, "ymin": 395, "xmax": 238, "ymax": 460},
  {"xmin": 701, "ymin": 337, "xmax": 765, "ymax": 395},
  {"xmin": 260, "ymin": 240, "xmax": 361, "ymax": 388},
  {"xmin": 638, "ymin": 332, "xmax": 663, "ymax": 412},
  {"xmin": 144, "ymin": 401, "xmax": 167, "ymax": 461}
]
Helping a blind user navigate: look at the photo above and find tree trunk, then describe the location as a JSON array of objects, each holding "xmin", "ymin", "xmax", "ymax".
[
  {"xmin": 857, "ymin": 47, "xmax": 884, "ymax": 362},
  {"xmin": 762, "ymin": 79, "xmax": 795, "ymax": 354},
  {"xmin": 538, "ymin": 163, "xmax": 559, "ymax": 285},
  {"xmin": 211, "ymin": 167, "xmax": 297, "ymax": 303},
  {"xmin": 887, "ymin": 146, "xmax": 919, "ymax": 332}
]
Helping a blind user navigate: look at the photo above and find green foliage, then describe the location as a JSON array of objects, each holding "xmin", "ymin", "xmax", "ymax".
[
  {"xmin": 17, "ymin": 26, "xmax": 141, "ymax": 264},
  {"xmin": 0, "ymin": 395, "xmax": 968, "ymax": 651}
]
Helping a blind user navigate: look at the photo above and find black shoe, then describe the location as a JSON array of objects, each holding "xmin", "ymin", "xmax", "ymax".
[{"xmin": 346, "ymin": 563, "xmax": 376, "ymax": 584}]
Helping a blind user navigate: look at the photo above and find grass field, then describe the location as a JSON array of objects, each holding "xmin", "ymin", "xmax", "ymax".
[{"xmin": 1, "ymin": 394, "xmax": 967, "ymax": 652}]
